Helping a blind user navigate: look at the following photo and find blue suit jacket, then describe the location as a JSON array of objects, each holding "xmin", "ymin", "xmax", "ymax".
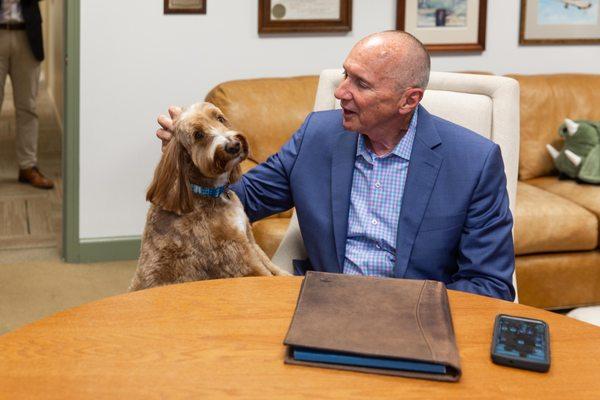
[{"xmin": 231, "ymin": 106, "xmax": 515, "ymax": 301}]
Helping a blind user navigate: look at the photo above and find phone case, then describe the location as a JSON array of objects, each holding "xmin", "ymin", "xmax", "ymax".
[{"xmin": 490, "ymin": 314, "xmax": 550, "ymax": 373}]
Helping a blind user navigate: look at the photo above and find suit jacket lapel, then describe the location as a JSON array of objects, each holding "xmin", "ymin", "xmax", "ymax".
[
  {"xmin": 331, "ymin": 130, "xmax": 358, "ymax": 272},
  {"xmin": 394, "ymin": 106, "xmax": 443, "ymax": 278}
]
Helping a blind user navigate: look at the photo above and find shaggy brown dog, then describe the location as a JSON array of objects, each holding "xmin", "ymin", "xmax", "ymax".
[{"xmin": 129, "ymin": 102, "xmax": 289, "ymax": 291}]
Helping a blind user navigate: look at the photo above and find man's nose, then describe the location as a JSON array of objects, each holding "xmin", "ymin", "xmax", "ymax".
[{"xmin": 334, "ymin": 80, "xmax": 351, "ymax": 100}]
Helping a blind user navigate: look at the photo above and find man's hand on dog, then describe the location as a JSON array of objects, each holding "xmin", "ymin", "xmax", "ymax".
[{"xmin": 156, "ymin": 106, "xmax": 182, "ymax": 151}]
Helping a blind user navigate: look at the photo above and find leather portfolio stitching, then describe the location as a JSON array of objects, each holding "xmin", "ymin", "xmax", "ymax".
[{"xmin": 415, "ymin": 281, "xmax": 435, "ymax": 361}]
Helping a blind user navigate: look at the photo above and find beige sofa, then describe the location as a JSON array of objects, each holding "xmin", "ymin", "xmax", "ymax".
[
  {"xmin": 206, "ymin": 73, "xmax": 600, "ymax": 310},
  {"xmin": 509, "ymin": 74, "xmax": 600, "ymax": 309}
]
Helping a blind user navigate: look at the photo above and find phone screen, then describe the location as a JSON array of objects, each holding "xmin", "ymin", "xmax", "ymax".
[{"xmin": 493, "ymin": 316, "xmax": 548, "ymax": 363}]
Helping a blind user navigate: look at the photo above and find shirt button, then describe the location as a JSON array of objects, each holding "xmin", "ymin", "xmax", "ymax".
[
  {"xmin": 374, "ymin": 181, "xmax": 381, "ymax": 188},
  {"xmin": 371, "ymin": 219, "xmax": 378, "ymax": 225}
]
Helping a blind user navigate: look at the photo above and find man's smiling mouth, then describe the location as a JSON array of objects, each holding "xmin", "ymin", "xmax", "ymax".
[{"xmin": 341, "ymin": 105, "xmax": 357, "ymax": 116}]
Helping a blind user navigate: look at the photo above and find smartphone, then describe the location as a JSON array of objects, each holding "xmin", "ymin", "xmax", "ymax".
[{"xmin": 491, "ymin": 314, "xmax": 550, "ymax": 372}]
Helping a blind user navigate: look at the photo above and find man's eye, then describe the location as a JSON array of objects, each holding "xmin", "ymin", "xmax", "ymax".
[
  {"xmin": 358, "ymin": 80, "xmax": 369, "ymax": 89},
  {"xmin": 194, "ymin": 131, "xmax": 205, "ymax": 140}
]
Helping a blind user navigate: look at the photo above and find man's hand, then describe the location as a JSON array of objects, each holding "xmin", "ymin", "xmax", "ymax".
[{"xmin": 156, "ymin": 106, "xmax": 182, "ymax": 151}]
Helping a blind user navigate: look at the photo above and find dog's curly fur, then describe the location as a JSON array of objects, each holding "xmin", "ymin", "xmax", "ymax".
[{"xmin": 129, "ymin": 102, "xmax": 289, "ymax": 291}]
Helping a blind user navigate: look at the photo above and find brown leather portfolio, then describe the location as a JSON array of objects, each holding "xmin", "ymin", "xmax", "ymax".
[{"xmin": 283, "ymin": 271, "xmax": 461, "ymax": 381}]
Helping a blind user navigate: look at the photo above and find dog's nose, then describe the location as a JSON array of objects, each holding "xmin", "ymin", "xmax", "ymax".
[{"xmin": 225, "ymin": 141, "xmax": 241, "ymax": 154}]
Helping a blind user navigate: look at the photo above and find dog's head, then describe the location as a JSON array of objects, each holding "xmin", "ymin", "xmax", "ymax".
[
  {"xmin": 175, "ymin": 102, "xmax": 249, "ymax": 180},
  {"xmin": 147, "ymin": 102, "xmax": 248, "ymax": 214}
]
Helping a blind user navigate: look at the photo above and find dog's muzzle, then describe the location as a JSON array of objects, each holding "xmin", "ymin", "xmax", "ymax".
[{"xmin": 225, "ymin": 141, "xmax": 241, "ymax": 155}]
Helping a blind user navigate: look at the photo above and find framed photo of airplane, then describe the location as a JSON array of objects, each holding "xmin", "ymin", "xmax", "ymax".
[
  {"xmin": 396, "ymin": 0, "xmax": 487, "ymax": 52},
  {"xmin": 520, "ymin": 0, "xmax": 600, "ymax": 44}
]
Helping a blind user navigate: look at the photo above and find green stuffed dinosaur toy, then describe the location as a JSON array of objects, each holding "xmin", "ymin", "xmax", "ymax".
[{"xmin": 546, "ymin": 118, "xmax": 600, "ymax": 184}]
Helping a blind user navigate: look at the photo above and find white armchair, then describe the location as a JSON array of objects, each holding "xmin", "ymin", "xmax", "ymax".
[{"xmin": 272, "ymin": 70, "xmax": 520, "ymax": 297}]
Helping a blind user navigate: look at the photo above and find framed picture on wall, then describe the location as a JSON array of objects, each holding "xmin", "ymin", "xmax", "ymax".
[
  {"xmin": 164, "ymin": 0, "xmax": 206, "ymax": 14},
  {"xmin": 396, "ymin": 0, "xmax": 487, "ymax": 52},
  {"xmin": 520, "ymin": 0, "xmax": 600, "ymax": 44},
  {"xmin": 258, "ymin": 0, "xmax": 352, "ymax": 33}
]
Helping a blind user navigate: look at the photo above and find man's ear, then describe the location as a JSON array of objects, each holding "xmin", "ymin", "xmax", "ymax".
[{"xmin": 398, "ymin": 88, "xmax": 425, "ymax": 116}]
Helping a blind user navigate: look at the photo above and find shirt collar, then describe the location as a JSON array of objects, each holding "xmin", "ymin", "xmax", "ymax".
[{"xmin": 356, "ymin": 108, "xmax": 418, "ymax": 163}]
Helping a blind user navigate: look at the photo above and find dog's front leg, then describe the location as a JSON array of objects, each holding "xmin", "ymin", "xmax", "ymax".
[
  {"xmin": 245, "ymin": 221, "xmax": 291, "ymax": 276},
  {"xmin": 246, "ymin": 257, "xmax": 278, "ymax": 277},
  {"xmin": 254, "ymin": 243, "xmax": 292, "ymax": 276}
]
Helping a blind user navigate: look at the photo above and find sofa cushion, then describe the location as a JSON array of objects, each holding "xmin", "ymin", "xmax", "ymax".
[
  {"xmin": 506, "ymin": 74, "xmax": 600, "ymax": 180},
  {"xmin": 205, "ymin": 76, "xmax": 319, "ymax": 164},
  {"xmin": 514, "ymin": 182, "xmax": 597, "ymax": 255},
  {"xmin": 516, "ymin": 251, "xmax": 600, "ymax": 309},
  {"xmin": 252, "ymin": 218, "xmax": 291, "ymax": 259},
  {"xmin": 526, "ymin": 176, "xmax": 600, "ymax": 222},
  {"xmin": 240, "ymin": 159, "xmax": 258, "ymax": 174}
]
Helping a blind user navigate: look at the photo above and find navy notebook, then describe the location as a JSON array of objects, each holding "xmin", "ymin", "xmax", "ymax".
[{"xmin": 293, "ymin": 347, "xmax": 447, "ymax": 374}]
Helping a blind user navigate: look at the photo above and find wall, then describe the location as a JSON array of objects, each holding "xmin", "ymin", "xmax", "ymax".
[{"xmin": 79, "ymin": 0, "xmax": 600, "ymax": 240}]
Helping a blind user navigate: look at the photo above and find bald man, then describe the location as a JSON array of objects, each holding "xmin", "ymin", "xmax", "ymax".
[{"xmin": 157, "ymin": 31, "xmax": 515, "ymax": 300}]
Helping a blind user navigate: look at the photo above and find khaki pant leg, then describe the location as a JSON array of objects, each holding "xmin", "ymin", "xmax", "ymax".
[
  {"xmin": 10, "ymin": 31, "xmax": 41, "ymax": 169},
  {"xmin": 0, "ymin": 31, "xmax": 9, "ymax": 133}
]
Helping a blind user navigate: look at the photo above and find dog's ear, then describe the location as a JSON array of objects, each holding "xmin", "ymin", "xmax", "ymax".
[
  {"xmin": 228, "ymin": 163, "xmax": 243, "ymax": 184},
  {"xmin": 147, "ymin": 138, "xmax": 194, "ymax": 214}
]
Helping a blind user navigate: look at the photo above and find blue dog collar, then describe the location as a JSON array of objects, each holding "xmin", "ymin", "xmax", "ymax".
[{"xmin": 190, "ymin": 183, "xmax": 228, "ymax": 198}]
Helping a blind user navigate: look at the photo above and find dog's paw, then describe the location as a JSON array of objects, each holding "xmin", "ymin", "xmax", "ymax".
[{"xmin": 272, "ymin": 268, "xmax": 293, "ymax": 276}]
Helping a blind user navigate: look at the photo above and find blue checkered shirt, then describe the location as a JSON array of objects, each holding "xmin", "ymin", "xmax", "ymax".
[{"xmin": 343, "ymin": 109, "xmax": 418, "ymax": 277}]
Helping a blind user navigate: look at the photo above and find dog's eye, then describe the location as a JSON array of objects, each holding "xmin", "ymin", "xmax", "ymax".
[
  {"xmin": 194, "ymin": 131, "xmax": 205, "ymax": 140},
  {"xmin": 217, "ymin": 116, "xmax": 226, "ymax": 124}
]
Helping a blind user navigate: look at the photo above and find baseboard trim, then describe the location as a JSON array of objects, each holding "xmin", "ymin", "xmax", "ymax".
[{"xmin": 78, "ymin": 236, "xmax": 141, "ymax": 263}]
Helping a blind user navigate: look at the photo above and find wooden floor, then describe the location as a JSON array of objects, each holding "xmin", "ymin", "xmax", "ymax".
[{"xmin": 0, "ymin": 81, "xmax": 62, "ymax": 254}]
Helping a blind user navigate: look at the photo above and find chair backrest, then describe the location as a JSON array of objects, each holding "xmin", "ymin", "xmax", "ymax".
[{"xmin": 272, "ymin": 70, "xmax": 520, "ymax": 299}]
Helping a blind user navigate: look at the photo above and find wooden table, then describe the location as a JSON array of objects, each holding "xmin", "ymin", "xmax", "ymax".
[{"xmin": 0, "ymin": 277, "xmax": 599, "ymax": 399}]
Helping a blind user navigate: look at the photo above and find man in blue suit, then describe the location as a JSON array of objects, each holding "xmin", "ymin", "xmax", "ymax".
[{"xmin": 158, "ymin": 31, "xmax": 515, "ymax": 301}]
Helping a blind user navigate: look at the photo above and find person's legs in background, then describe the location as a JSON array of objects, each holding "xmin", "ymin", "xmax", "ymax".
[
  {"xmin": 0, "ymin": 28, "xmax": 9, "ymax": 143},
  {"xmin": 10, "ymin": 29, "xmax": 53, "ymax": 189}
]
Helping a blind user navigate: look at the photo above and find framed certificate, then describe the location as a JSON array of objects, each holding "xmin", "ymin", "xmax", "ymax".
[
  {"xmin": 164, "ymin": 0, "xmax": 206, "ymax": 14},
  {"xmin": 259, "ymin": 0, "xmax": 352, "ymax": 33}
]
